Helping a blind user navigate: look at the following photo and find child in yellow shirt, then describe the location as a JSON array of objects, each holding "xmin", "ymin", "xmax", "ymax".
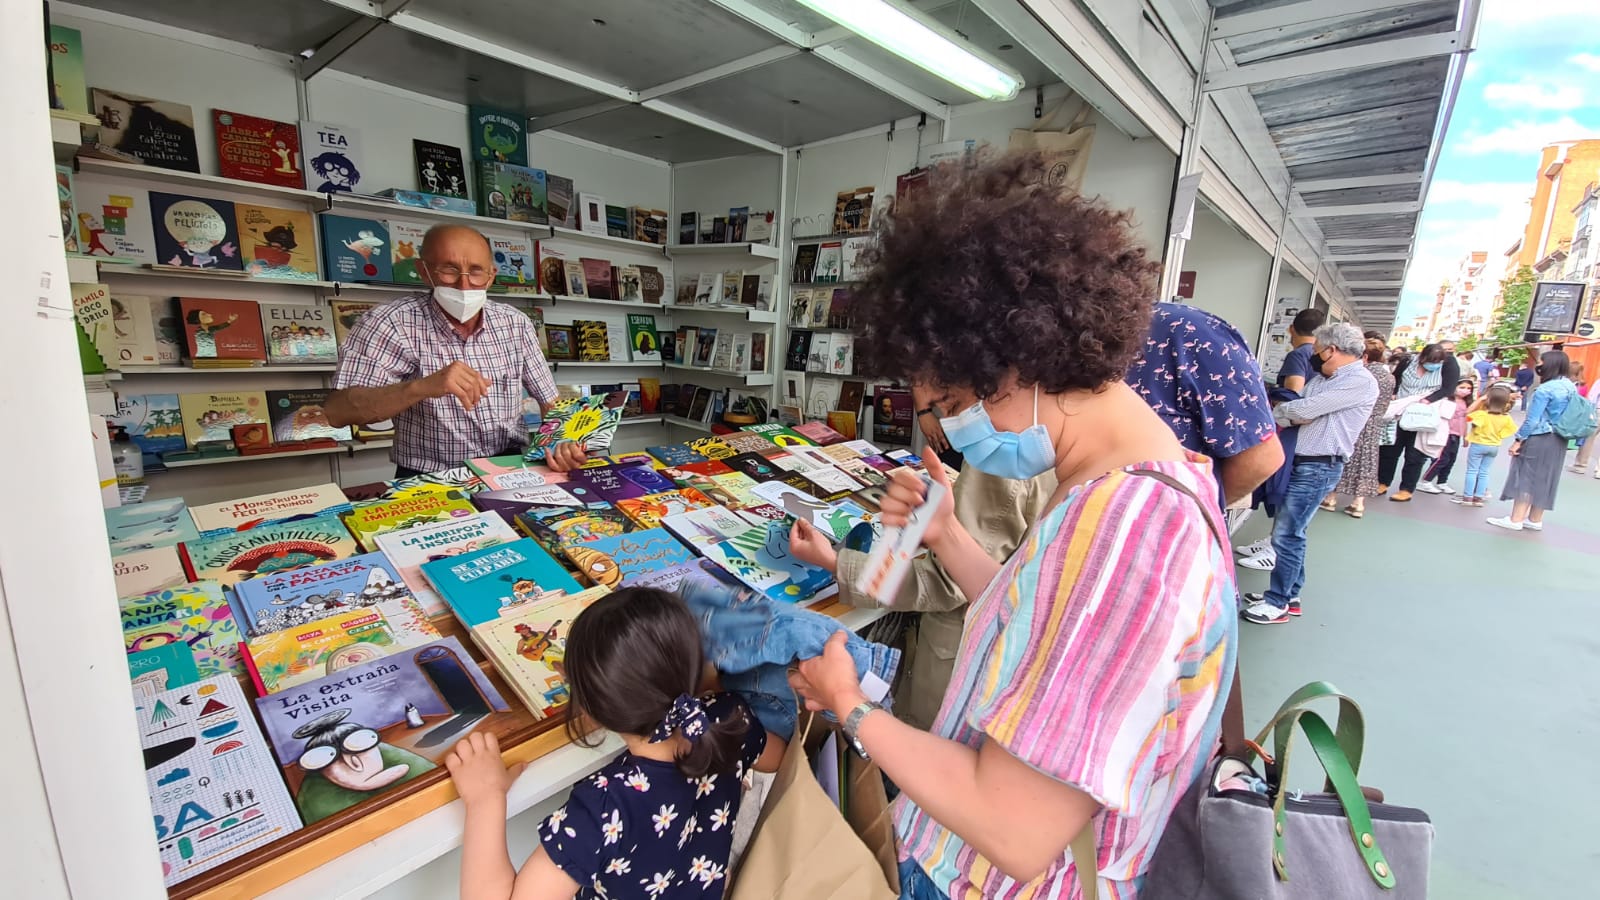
[{"xmin": 1454, "ymin": 384, "xmax": 1517, "ymax": 507}]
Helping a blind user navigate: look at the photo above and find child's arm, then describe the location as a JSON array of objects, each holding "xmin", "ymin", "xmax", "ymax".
[
  {"xmin": 446, "ymin": 733, "xmax": 580, "ymax": 900},
  {"xmin": 753, "ymin": 731, "xmax": 787, "ymax": 774}
]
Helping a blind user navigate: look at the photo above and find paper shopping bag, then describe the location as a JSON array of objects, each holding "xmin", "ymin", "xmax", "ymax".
[{"xmin": 845, "ymin": 749, "xmax": 901, "ymax": 894}]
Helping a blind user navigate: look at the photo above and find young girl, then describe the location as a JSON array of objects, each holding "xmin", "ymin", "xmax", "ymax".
[
  {"xmin": 1418, "ymin": 379, "xmax": 1475, "ymax": 494},
  {"xmin": 1453, "ymin": 383, "xmax": 1517, "ymax": 507},
  {"xmin": 447, "ymin": 588, "xmax": 784, "ymax": 900}
]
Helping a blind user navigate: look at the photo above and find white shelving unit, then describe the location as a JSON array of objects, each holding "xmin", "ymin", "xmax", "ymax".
[
  {"xmin": 158, "ymin": 441, "xmax": 392, "ymax": 468},
  {"xmin": 668, "ymin": 242, "xmax": 782, "ymax": 260},
  {"xmin": 119, "ymin": 364, "xmax": 337, "ymax": 374}
]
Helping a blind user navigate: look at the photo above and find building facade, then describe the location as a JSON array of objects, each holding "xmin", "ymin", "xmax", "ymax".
[
  {"xmin": 1513, "ymin": 140, "xmax": 1600, "ymax": 271},
  {"xmin": 1429, "ymin": 250, "xmax": 1495, "ymax": 341}
]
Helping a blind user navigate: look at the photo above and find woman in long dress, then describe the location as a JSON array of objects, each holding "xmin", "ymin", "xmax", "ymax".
[
  {"xmin": 1324, "ymin": 336, "xmax": 1396, "ymax": 518},
  {"xmin": 1488, "ymin": 350, "xmax": 1581, "ymax": 531}
]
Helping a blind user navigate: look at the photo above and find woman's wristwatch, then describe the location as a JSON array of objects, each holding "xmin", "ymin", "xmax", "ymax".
[
  {"xmin": 917, "ymin": 407, "xmax": 936, "ymax": 418},
  {"xmin": 843, "ymin": 700, "xmax": 884, "ymax": 759}
]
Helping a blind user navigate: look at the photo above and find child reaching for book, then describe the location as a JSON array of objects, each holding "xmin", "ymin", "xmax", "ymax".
[
  {"xmin": 1453, "ymin": 383, "xmax": 1517, "ymax": 508},
  {"xmin": 447, "ymin": 587, "xmax": 785, "ymax": 900}
]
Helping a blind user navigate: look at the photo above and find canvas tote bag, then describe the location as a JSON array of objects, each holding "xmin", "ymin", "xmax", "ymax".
[
  {"xmin": 729, "ymin": 714, "xmax": 896, "ymax": 900},
  {"xmin": 1009, "ymin": 96, "xmax": 1096, "ymax": 192}
]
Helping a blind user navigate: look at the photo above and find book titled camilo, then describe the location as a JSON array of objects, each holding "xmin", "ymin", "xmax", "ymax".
[
  {"xmin": 373, "ymin": 512, "xmax": 520, "ymax": 616},
  {"xmin": 180, "ymin": 513, "xmax": 358, "ymax": 587},
  {"xmin": 178, "ymin": 298, "xmax": 266, "ymax": 366},
  {"xmin": 253, "ymin": 636, "xmax": 512, "ymax": 824},
  {"xmin": 188, "ymin": 482, "xmax": 352, "ymax": 536}
]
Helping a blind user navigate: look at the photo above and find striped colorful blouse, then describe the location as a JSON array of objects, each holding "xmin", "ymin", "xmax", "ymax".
[{"xmin": 894, "ymin": 456, "xmax": 1237, "ymax": 899}]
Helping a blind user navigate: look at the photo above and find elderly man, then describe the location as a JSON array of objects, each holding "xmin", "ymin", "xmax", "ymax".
[
  {"xmin": 325, "ymin": 224, "xmax": 586, "ymax": 476},
  {"xmin": 1241, "ymin": 322, "xmax": 1378, "ymax": 625}
]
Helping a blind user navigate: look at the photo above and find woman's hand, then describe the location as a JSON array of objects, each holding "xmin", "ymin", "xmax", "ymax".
[
  {"xmin": 1509, "ymin": 440, "xmax": 1523, "ymax": 457},
  {"xmin": 445, "ymin": 732, "xmax": 525, "ymax": 807},
  {"xmin": 788, "ymin": 519, "xmax": 838, "ymax": 572},
  {"xmin": 790, "ymin": 631, "xmax": 867, "ymax": 720},
  {"xmin": 880, "ymin": 456, "xmax": 958, "ymax": 552}
]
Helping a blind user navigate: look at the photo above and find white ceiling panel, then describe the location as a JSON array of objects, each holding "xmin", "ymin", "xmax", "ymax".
[
  {"xmin": 67, "ymin": 0, "xmax": 357, "ymax": 55},
  {"xmin": 555, "ymin": 105, "xmax": 767, "ymax": 163}
]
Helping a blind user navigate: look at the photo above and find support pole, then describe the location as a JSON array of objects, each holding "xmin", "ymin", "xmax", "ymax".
[{"xmin": 1159, "ymin": 7, "xmax": 1216, "ymax": 302}]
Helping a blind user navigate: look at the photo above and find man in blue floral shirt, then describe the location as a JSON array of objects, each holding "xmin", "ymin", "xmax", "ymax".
[{"xmin": 1127, "ymin": 302, "xmax": 1283, "ymax": 507}]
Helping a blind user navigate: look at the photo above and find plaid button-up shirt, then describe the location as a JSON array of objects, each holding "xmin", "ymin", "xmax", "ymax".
[{"xmin": 334, "ymin": 293, "xmax": 557, "ymax": 473}]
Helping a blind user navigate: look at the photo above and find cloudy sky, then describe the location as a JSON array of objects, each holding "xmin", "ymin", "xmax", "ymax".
[{"xmin": 1397, "ymin": 0, "xmax": 1600, "ymax": 325}]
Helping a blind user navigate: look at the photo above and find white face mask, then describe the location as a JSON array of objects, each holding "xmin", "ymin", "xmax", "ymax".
[{"xmin": 432, "ymin": 285, "xmax": 487, "ymax": 322}]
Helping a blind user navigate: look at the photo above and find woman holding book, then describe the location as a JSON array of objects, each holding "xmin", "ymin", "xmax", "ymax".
[{"xmin": 789, "ymin": 151, "xmax": 1236, "ymax": 899}]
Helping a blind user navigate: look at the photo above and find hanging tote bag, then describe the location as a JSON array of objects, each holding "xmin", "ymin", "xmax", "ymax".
[
  {"xmin": 1397, "ymin": 401, "xmax": 1442, "ymax": 433},
  {"xmin": 1142, "ymin": 682, "xmax": 1434, "ymax": 900},
  {"xmin": 1009, "ymin": 96, "xmax": 1096, "ymax": 192},
  {"xmin": 729, "ymin": 714, "xmax": 897, "ymax": 900}
]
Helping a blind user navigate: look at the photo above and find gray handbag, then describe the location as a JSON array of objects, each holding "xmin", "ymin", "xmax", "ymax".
[{"xmin": 1142, "ymin": 682, "xmax": 1434, "ymax": 899}]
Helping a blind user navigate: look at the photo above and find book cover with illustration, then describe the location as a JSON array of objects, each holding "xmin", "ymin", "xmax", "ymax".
[
  {"xmin": 646, "ymin": 444, "xmax": 708, "ymax": 467},
  {"xmin": 302, "ymin": 121, "xmax": 363, "ymax": 193},
  {"xmin": 343, "ymin": 490, "xmax": 478, "ymax": 552},
  {"xmin": 467, "ymin": 454, "xmax": 563, "ymax": 489},
  {"xmin": 469, "ymin": 105, "xmax": 528, "ymax": 166},
  {"xmin": 421, "ymin": 538, "xmax": 582, "ymax": 629},
  {"xmin": 873, "ymin": 388, "xmax": 914, "ymax": 443},
  {"xmin": 265, "ymin": 389, "xmax": 352, "ymax": 443},
  {"xmin": 108, "ymin": 393, "xmax": 182, "ymax": 466},
  {"xmin": 626, "ymin": 314, "xmax": 661, "ymax": 362},
  {"xmin": 701, "ymin": 521, "xmax": 834, "ymax": 605},
  {"xmin": 244, "ymin": 605, "xmax": 432, "ymax": 695},
  {"xmin": 490, "ymin": 233, "xmax": 537, "ymax": 287},
  {"xmin": 177, "ymin": 298, "xmax": 265, "ymax": 363},
  {"xmin": 794, "ymin": 421, "xmax": 848, "ymax": 445},
  {"xmin": 319, "ymin": 214, "xmax": 390, "ymax": 282},
  {"xmin": 113, "ymin": 544, "xmax": 188, "ymax": 598},
  {"xmin": 546, "ymin": 174, "xmax": 575, "ymax": 228},
  {"xmin": 49, "ymin": 25, "xmax": 88, "ymax": 115},
  {"xmin": 259, "ymin": 304, "xmax": 337, "ymax": 364},
  {"xmin": 516, "ymin": 506, "xmax": 635, "ymax": 560},
  {"xmin": 253, "ymin": 636, "xmax": 512, "ymax": 824},
  {"xmin": 412, "ymin": 139, "xmax": 467, "ymax": 198},
  {"xmin": 525, "ymin": 393, "xmax": 626, "ymax": 462},
  {"xmin": 89, "ymin": 88, "xmax": 199, "ymax": 172},
  {"xmin": 120, "ymin": 581, "xmax": 244, "ymax": 677},
  {"xmin": 369, "ymin": 467, "xmax": 487, "ymax": 502},
  {"xmin": 75, "ymin": 178, "xmax": 157, "ymax": 262},
  {"xmin": 213, "ymin": 110, "xmax": 303, "ymax": 188},
  {"xmin": 573, "ymin": 320, "xmax": 610, "ymax": 362},
  {"xmin": 580, "ymin": 258, "xmax": 615, "ymax": 301},
  {"xmin": 138, "ymin": 675, "xmax": 303, "ymax": 886},
  {"xmin": 686, "ymin": 436, "xmax": 738, "ymax": 461},
  {"xmin": 473, "ymin": 587, "xmax": 609, "ymax": 719},
  {"xmin": 57, "ymin": 165, "xmax": 78, "ymax": 254},
  {"xmin": 330, "ymin": 300, "xmax": 378, "ymax": 345},
  {"xmin": 661, "ymin": 505, "xmax": 758, "ymax": 551},
  {"xmin": 614, "ymin": 488, "xmax": 717, "ymax": 530},
  {"xmin": 177, "ymin": 390, "xmax": 268, "ymax": 448},
  {"xmin": 127, "ymin": 643, "xmax": 200, "ymax": 700},
  {"xmin": 470, "ymin": 485, "xmax": 582, "ymax": 525},
  {"xmin": 388, "ymin": 219, "xmax": 427, "ymax": 283},
  {"xmin": 230, "ymin": 549, "xmax": 431, "ymax": 637},
  {"xmin": 71, "ymin": 283, "xmax": 116, "ymax": 374},
  {"xmin": 181, "ymin": 513, "xmax": 358, "ymax": 587},
  {"xmin": 722, "ymin": 431, "xmax": 782, "ymax": 458},
  {"xmin": 149, "ymin": 192, "xmax": 243, "ymax": 271},
  {"xmin": 189, "ymin": 482, "xmax": 351, "ymax": 537},
  {"xmin": 105, "ymin": 497, "xmax": 199, "ymax": 554},
  {"xmin": 477, "ymin": 162, "xmax": 547, "ymax": 223},
  {"xmin": 563, "ymin": 528, "xmax": 697, "ymax": 589},
  {"xmin": 373, "ymin": 513, "xmax": 520, "ymax": 616},
  {"xmin": 742, "ymin": 422, "xmax": 815, "ymax": 449},
  {"xmin": 725, "ymin": 452, "xmax": 785, "ymax": 483},
  {"xmin": 236, "ymin": 204, "xmax": 317, "ymax": 280}
]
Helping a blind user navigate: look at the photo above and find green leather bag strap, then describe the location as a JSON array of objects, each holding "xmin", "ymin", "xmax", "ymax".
[
  {"xmin": 1270, "ymin": 710, "xmax": 1397, "ymax": 889},
  {"xmin": 1070, "ymin": 826, "xmax": 1098, "ymax": 900},
  {"xmin": 1252, "ymin": 681, "xmax": 1366, "ymax": 779}
]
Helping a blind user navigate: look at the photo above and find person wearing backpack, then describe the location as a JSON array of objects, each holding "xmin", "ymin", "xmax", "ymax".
[{"xmin": 1487, "ymin": 351, "xmax": 1590, "ymax": 532}]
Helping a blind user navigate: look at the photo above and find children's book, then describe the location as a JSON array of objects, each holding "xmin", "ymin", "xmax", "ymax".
[
  {"xmin": 181, "ymin": 513, "xmax": 358, "ymax": 587},
  {"xmin": 366, "ymin": 467, "xmax": 487, "ymax": 503},
  {"xmin": 149, "ymin": 192, "xmax": 243, "ymax": 271},
  {"xmin": 105, "ymin": 497, "xmax": 199, "ymax": 554},
  {"xmin": 469, "ymin": 105, "xmax": 528, "ymax": 166},
  {"xmin": 722, "ymin": 432, "xmax": 783, "ymax": 457},
  {"xmin": 471, "ymin": 486, "xmax": 583, "ymax": 525},
  {"xmin": 72, "ymin": 283, "xmax": 118, "ymax": 374},
  {"xmin": 709, "ymin": 472, "xmax": 767, "ymax": 510},
  {"xmin": 302, "ymin": 121, "xmax": 363, "ymax": 193},
  {"xmin": 177, "ymin": 390, "xmax": 268, "ymax": 448},
  {"xmin": 615, "ymin": 464, "xmax": 677, "ymax": 494},
  {"xmin": 341, "ymin": 490, "xmax": 478, "ymax": 552},
  {"xmin": 236, "ymin": 204, "xmax": 318, "ymax": 280},
  {"xmin": 139, "ymin": 675, "xmax": 303, "ymax": 886},
  {"xmin": 127, "ymin": 643, "xmax": 200, "ymax": 699},
  {"xmin": 177, "ymin": 298, "xmax": 265, "ymax": 364},
  {"xmin": 89, "ymin": 88, "xmax": 200, "ymax": 171},
  {"xmin": 646, "ymin": 444, "xmax": 708, "ymax": 467},
  {"xmin": 422, "ymin": 538, "xmax": 583, "ymax": 628},
  {"xmin": 230, "ymin": 551, "xmax": 434, "ymax": 641},
  {"xmin": 490, "ymin": 233, "xmax": 537, "ymax": 287},
  {"xmin": 213, "ymin": 110, "xmax": 303, "ymax": 188},
  {"xmin": 110, "ymin": 293, "xmax": 162, "ymax": 366},
  {"xmin": 627, "ymin": 560, "xmax": 718, "ymax": 594},
  {"xmin": 525, "ymin": 393, "xmax": 626, "ymax": 461},
  {"xmin": 517, "ymin": 506, "xmax": 635, "ymax": 559},
  {"xmin": 805, "ymin": 466, "xmax": 867, "ymax": 500},
  {"xmin": 467, "ymin": 454, "xmax": 563, "ymax": 488},
  {"xmin": 253, "ymin": 636, "xmax": 511, "ymax": 824},
  {"xmin": 243, "ymin": 604, "xmax": 436, "ymax": 694},
  {"xmin": 563, "ymin": 528, "xmax": 697, "ymax": 589},
  {"xmin": 188, "ymin": 482, "xmax": 350, "ymax": 537},
  {"xmin": 743, "ymin": 423, "xmax": 815, "ymax": 449},
  {"xmin": 260, "ymin": 304, "xmax": 337, "ymax": 364},
  {"xmin": 75, "ymin": 177, "xmax": 157, "ymax": 262},
  {"xmin": 615, "ymin": 488, "xmax": 717, "ymax": 530},
  {"xmin": 701, "ymin": 522, "xmax": 834, "ymax": 605},
  {"xmin": 319, "ymin": 214, "xmax": 390, "ymax": 282},
  {"xmin": 412, "ymin": 139, "xmax": 467, "ymax": 198},
  {"xmin": 723, "ymin": 452, "xmax": 786, "ymax": 483},
  {"xmin": 120, "ymin": 581, "xmax": 244, "ymax": 677},
  {"xmin": 111, "ymin": 392, "xmax": 186, "ymax": 466},
  {"xmin": 389, "ymin": 219, "xmax": 428, "ymax": 283},
  {"xmin": 794, "ymin": 421, "xmax": 849, "ymax": 445},
  {"xmin": 49, "ymin": 25, "xmax": 89, "ymax": 115},
  {"xmin": 373, "ymin": 513, "xmax": 520, "ymax": 615},
  {"xmin": 472, "ymin": 587, "xmax": 608, "ymax": 719},
  {"xmin": 113, "ymin": 544, "xmax": 188, "ymax": 598},
  {"xmin": 330, "ymin": 300, "xmax": 378, "ymax": 346},
  {"xmin": 627, "ymin": 314, "xmax": 661, "ymax": 361},
  {"xmin": 478, "ymin": 162, "xmax": 548, "ymax": 222}
]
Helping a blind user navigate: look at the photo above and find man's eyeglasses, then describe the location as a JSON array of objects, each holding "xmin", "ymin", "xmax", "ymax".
[{"xmin": 424, "ymin": 263, "xmax": 493, "ymax": 286}]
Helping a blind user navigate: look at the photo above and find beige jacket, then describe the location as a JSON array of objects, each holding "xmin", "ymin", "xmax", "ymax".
[{"xmin": 834, "ymin": 467, "xmax": 1056, "ymax": 729}]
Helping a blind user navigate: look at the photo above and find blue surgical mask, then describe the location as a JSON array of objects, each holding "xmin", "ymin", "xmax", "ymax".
[
  {"xmin": 1423, "ymin": 362, "xmax": 1443, "ymax": 373},
  {"xmin": 939, "ymin": 387, "xmax": 1056, "ymax": 480}
]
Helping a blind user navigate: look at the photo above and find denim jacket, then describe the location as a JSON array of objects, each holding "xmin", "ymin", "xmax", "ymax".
[{"xmin": 1516, "ymin": 377, "xmax": 1577, "ymax": 440}]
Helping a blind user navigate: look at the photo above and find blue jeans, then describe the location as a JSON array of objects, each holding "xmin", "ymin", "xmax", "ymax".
[
  {"xmin": 899, "ymin": 859, "xmax": 948, "ymax": 900},
  {"xmin": 1265, "ymin": 459, "xmax": 1346, "ymax": 609},
  {"xmin": 680, "ymin": 573, "xmax": 900, "ymax": 741},
  {"xmin": 1463, "ymin": 444, "xmax": 1498, "ymax": 498}
]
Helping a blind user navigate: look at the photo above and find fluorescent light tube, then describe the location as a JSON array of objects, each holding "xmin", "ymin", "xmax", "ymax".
[{"xmin": 795, "ymin": 0, "xmax": 1023, "ymax": 101}]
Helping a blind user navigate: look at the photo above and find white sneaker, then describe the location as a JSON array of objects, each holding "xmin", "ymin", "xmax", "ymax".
[
  {"xmin": 1524, "ymin": 521, "xmax": 1544, "ymax": 531},
  {"xmin": 1416, "ymin": 482, "xmax": 1442, "ymax": 494},
  {"xmin": 1438, "ymin": 484, "xmax": 1457, "ymax": 495},
  {"xmin": 1240, "ymin": 599, "xmax": 1291, "ymax": 625},
  {"xmin": 1237, "ymin": 551, "xmax": 1277, "ymax": 570},
  {"xmin": 1235, "ymin": 537, "xmax": 1272, "ymax": 557},
  {"xmin": 1486, "ymin": 516, "xmax": 1523, "ymax": 531}
]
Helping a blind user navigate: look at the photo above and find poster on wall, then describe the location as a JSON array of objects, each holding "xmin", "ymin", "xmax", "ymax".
[
  {"xmin": 1257, "ymin": 296, "xmax": 1303, "ymax": 381},
  {"xmin": 1577, "ymin": 284, "xmax": 1600, "ymax": 339},
  {"xmin": 1523, "ymin": 281, "xmax": 1586, "ymax": 343}
]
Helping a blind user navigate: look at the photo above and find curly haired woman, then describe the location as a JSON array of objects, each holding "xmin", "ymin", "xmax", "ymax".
[{"xmin": 789, "ymin": 152, "xmax": 1236, "ymax": 900}]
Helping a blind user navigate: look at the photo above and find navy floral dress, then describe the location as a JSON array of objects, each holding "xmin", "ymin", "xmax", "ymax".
[{"xmin": 542, "ymin": 693, "xmax": 766, "ymax": 899}]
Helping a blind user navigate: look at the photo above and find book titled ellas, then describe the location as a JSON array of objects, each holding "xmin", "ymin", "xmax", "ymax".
[
  {"xmin": 373, "ymin": 513, "xmax": 521, "ymax": 616},
  {"xmin": 139, "ymin": 675, "xmax": 303, "ymax": 886},
  {"xmin": 189, "ymin": 482, "xmax": 352, "ymax": 536},
  {"xmin": 120, "ymin": 581, "xmax": 244, "ymax": 678},
  {"xmin": 178, "ymin": 298, "xmax": 266, "ymax": 364},
  {"xmin": 231, "ymin": 551, "xmax": 436, "ymax": 643},
  {"xmin": 253, "ymin": 637, "xmax": 512, "ymax": 824},
  {"xmin": 421, "ymin": 537, "xmax": 583, "ymax": 629},
  {"xmin": 150, "ymin": 192, "xmax": 243, "ymax": 271},
  {"xmin": 342, "ymin": 490, "xmax": 478, "ymax": 552},
  {"xmin": 260, "ymin": 304, "xmax": 336, "ymax": 363},
  {"xmin": 181, "ymin": 513, "xmax": 359, "ymax": 587}
]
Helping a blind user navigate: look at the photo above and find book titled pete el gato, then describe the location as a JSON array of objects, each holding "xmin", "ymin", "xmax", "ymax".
[
  {"xmin": 188, "ymin": 482, "xmax": 352, "ymax": 536},
  {"xmin": 180, "ymin": 513, "xmax": 359, "ymax": 587}
]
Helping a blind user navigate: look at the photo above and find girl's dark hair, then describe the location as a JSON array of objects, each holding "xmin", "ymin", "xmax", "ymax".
[
  {"xmin": 185, "ymin": 309, "xmax": 204, "ymax": 325},
  {"xmin": 563, "ymin": 587, "xmax": 748, "ymax": 779},
  {"xmin": 848, "ymin": 150, "xmax": 1157, "ymax": 399},
  {"xmin": 1538, "ymin": 350, "xmax": 1572, "ymax": 381},
  {"xmin": 1417, "ymin": 343, "xmax": 1448, "ymax": 366},
  {"xmin": 1455, "ymin": 378, "xmax": 1475, "ymax": 402},
  {"xmin": 1364, "ymin": 338, "xmax": 1386, "ymax": 364}
]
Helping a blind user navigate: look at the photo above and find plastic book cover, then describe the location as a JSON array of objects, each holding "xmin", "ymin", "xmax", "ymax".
[
  {"xmin": 231, "ymin": 551, "xmax": 433, "ymax": 638},
  {"xmin": 564, "ymin": 528, "xmax": 697, "ymax": 589},
  {"xmin": 213, "ymin": 109, "xmax": 303, "ymax": 188},
  {"xmin": 127, "ymin": 643, "xmax": 200, "ymax": 699},
  {"xmin": 189, "ymin": 482, "xmax": 350, "ymax": 536},
  {"xmin": 106, "ymin": 497, "xmax": 199, "ymax": 554},
  {"xmin": 342, "ymin": 490, "xmax": 477, "ymax": 552},
  {"xmin": 182, "ymin": 513, "xmax": 358, "ymax": 587},
  {"xmin": 149, "ymin": 192, "xmax": 243, "ymax": 270},
  {"xmin": 412, "ymin": 139, "xmax": 467, "ymax": 198},
  {"xmin": 490, "ymin": 233, "xmax": 537, "ymax": 287},
  {"xmin": 373, "ymin": 513, "xmax": 520, "ymax": 616},
  {"xmin": 302, "ymin": 121, "xmax": 363, "ymax": 193},
  {"xmin": 139, "ymin": 675, "xmax": 303, "ymax": 886},
  {"xmin": 319, "ymin": 214, "xmax": 390, "ymax": 282},
  {"xmin": 253, "ymin": 636, "xmax": 512, "ymax": 824},
  {"xmin": 525, "ymin": 394, "xmax": 626, "ymax": 462},
  {"xmin": 244, "ymin": 605, "xmax": 429, "ymax": 694},
  {"xmin": 177, "ymin": 297, "xmax": 266, "ymax": 364},
  {"xmin": 471, "ymin": 486, "xmax": 582, "ymax": 525},
  {"xmin": 519, "ymin": 506, "xmax": 635, "ymax": 559},
  {"xmin": 646, "ymin": 443, "xmax": 708, "ymax": 467},
  {"xmin": 111, "ymin": 393, "xmax": 186, "ymax": 466},
  {"xmin": 120, "ymin": 581, "xmax": 244, "ymax": 677},
  {"xmin": 661, "ymin": 505, "xmax": 755, "ymax": 551},
  {"xmin": 615, "ymin": 488, "xmax": 717, "ymax": 530},
  {"xmin": 236, "ymin": 204, "xmax": 317, "ymax": 280},
  {"xmin": 421, "ymin": 537, "xmax": 583, "ymax": 629},
  {"xmin": 113, "ymin": 544, "xmax": 188, "ymax": 598},
  {"xmin": 89, "ymin": 88, "xmax": 200, "ymax": 172},
  {"xmin": 469, "ymin": 105, "xmax": 528, "ymax": 166},
  {"xmin": 701, "ymin": 522, "xmax": 833, "ymax": 605},
  {"xmin": 474, "ymin": 587, "xmax": 608, "ymax": 719}
]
